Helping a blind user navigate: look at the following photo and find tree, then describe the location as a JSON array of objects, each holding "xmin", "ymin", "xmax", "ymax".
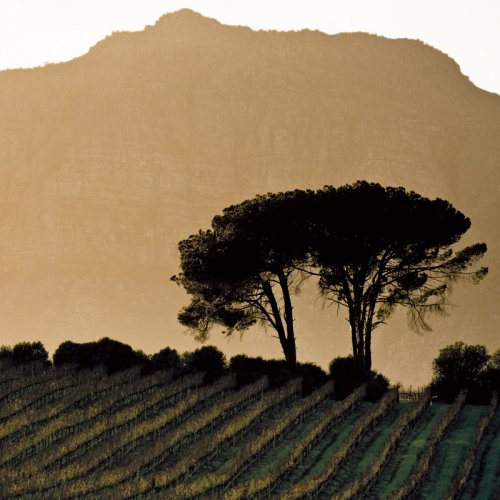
[
  {"xmin": 172, "ymin": 191, "xmax": 313, "ymax": 368},
  {"xmin": 172, "ymin": 181, "xmax": 487, "ymax": 372},
  {"xmin": 432, "ymin": 341, "xmax": 491, "ymax": 402},
  {"xmin": 312, "ymin": 181, "xmax": 488, "ymax": 371}
]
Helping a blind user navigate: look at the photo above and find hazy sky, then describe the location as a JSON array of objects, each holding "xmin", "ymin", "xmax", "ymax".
[{"xmin": 0, "ymin": 0, "xmax": 499, "ymax": 95}]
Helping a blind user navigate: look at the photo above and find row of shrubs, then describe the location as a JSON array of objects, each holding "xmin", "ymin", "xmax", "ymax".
[
  {"xmin": 0, "ymin": 338, "xmax": 389, "ymax": 400},
  {"xmin": 1, "ymin": 338, "xmax": 497, "ymax": 403}
]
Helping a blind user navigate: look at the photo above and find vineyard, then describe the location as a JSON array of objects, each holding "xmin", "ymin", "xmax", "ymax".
[{"xmin": 0, "ymin": 366, "xmax": 498, "ymax": 499}]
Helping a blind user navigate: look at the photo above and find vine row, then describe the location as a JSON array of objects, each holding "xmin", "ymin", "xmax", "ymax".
[
  {"xmin": 0, "ymin": 371, "xmax": 207, "ymax": 492},
  {"xmin": 444, "ymin": 391, "xmax": 498, "ymax": 500},
  {"xmin": 52, "ymin": 376, "xmax": 275, "ymax": 498},
  {"xmin": 333, "ymin": 388, "xmax": 432, "ymax": 499},
  {"xmin": 167, "ymin": 380, "xmax": 336, "ymax": 499},
  {"xmin": 225, "ymin": 383, "xmax": 366, "ymax": 499},
  {"xmin": 283, "ymin": 387, "xmax": 399, "ymax": 499},
  {"xmin": 393, "ymin": 388, "xmax": 468, "ymax": 499}
]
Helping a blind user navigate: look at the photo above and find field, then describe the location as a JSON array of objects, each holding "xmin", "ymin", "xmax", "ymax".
[{"xmin": 0, "ymin": 366, "xmax": 498, "ymax": 499}]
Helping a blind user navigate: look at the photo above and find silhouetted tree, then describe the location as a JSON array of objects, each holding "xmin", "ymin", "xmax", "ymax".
[
  {"xmin": 312, "ymin": 181, "xmax": 488, "ymax": 371},
  {"xmin": 432, "ymin": 341, "xmax": 491, "ymax": 403},
  {"xmin": 12, "ymin": 341, "xmax": 50, "ymax": 367},
  {"xmin": 172, "ymin": 191, "xmax": 313, "ymax": 368},
  {"xmin": 172, "ymin": 182, "xmax": 487, "ymax": 372}
]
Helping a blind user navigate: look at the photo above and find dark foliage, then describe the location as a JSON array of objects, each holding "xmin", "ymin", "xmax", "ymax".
[
  {"xmin": 182, "ymin": 345, "xmax": 227, "ymax": 383},
  {"xmin": 173, "ymin": 181, "xmax": 487, "ymax": 372},
  {"xmin": 53, "ymin": 337, "xmax": 147, "ymax": 374},
  {"xmin": 432, "ymin": 341, "xmax": 495, "ymax": 404},
  {"xmin": 229, "ymin": 355, "xmax": 269, "ymax": 387},
  {"xmin": 12, "ymin": 341, "xmax": 50, "ymax": 368},
  {"xmin": 141, "ymin": 347, "xmax": 182, "ymax": 376},
  {"xmin": 295, "ymin": 362, "xmax": 328, "ymax": 396},
  {"xmin": 230, "ymin": 355, "xmax": 326, "ymax": 394},
  {"xmin": 0, "ymin": 345, "xmax": 13, "ymax": 369},
  {"xmin": 481, "ymin": 349, "xmax": 500, "ymax": 392},
  {"xmin": 313, "ymin": 181, "xmax": 488, "ymax": 372},
  {"xmin": 172, "ymin": 190, "xmax": 314, "ymax": 368},
  {"xmin": 366, "ymin": 373, "xmax": 390, "ymax": 403},
  {"xmin": 329, "ymin": 355, "xmax": 389, "ymax": 401},
  {"xmin": 329, "ymin": 356, "xmax": 370, "ymax": 400}
]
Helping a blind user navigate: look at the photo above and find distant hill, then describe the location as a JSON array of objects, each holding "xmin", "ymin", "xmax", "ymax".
[{"xmin": 0, "ymin": 9, "xmax": 499, "ymax": 385}]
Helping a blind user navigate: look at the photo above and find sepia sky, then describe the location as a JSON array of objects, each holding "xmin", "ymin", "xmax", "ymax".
[{"xmin": 0, "ymin": 0, "xmax": 499, "ymax": 95}]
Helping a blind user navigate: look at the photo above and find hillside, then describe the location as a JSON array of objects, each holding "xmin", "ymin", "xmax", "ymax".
[
  {"xmin": 0, "ymin": 9, "xmax": 499, "ymax": 384},
  {"xmin": 0, "ymin": 367, "xmax": 498, "ymax": 497}
]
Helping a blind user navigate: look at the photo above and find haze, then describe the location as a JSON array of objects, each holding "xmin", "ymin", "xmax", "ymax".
[{"xmin": 0, "ymin": 6, "xmax": 498, "ymax": 386}]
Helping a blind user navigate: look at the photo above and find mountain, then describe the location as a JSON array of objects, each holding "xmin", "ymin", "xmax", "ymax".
[{"xmin": 0, "ymin": 9, "xmax": 498, "ymax": 385}]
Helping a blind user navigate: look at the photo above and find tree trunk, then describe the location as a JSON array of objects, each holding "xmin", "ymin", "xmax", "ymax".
[
  {"xmin": 284, "ymin": 337, "xmax": 297, "ymax": 369},
  {"xmin": 365, "ymin": 328, "xmax": 372, "ymax": 372},
  {"xmin": 277, "ymin": 269, "xmax": 297, "ymax": 370},
  {"xmin": 261, "ymin": 278, "xmax": 296, "ymax": 369}
]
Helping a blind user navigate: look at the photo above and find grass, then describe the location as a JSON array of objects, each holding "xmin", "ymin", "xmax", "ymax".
[
  {"xmin": 272, "ymin": 402, "xmax": 371, "ymax": 495},
  {"xmin": 463, "ymin": 405, "xmax": 500, "ymax": 500},
  {"xmin": 321, "ymin": 402, "xmax": 406, "ymax": 496},
  {"xmin": 181, "ymin": 394, "xmax": 301, "ymax": 480},
  {"xmin": 420, "ymin": 404, "xmax": 487, "ymax": 499},
  {"xmin": 235, "ymin": 398, "xmax": 338, "ymax": 481},
  {"xmin": 371, "ymin": 402, "xmax": 448, "ymax": 498}
]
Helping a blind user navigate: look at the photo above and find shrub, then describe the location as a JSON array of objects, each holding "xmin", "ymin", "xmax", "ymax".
[
  {"xmin": 295, "ymin": 362, "xmax": 328, "ymax": 396},
  {"xmin": 229, "ymin": 356, "xmax": 326, "ymax": 393},
  {"xmin": 141, "ymin": 347, "xmax": 182, "ymax": 376},
  {"xmin": 229, "ymin": 355, "xmax": 268, "ymax": 387},
  {"xmin": 12, "ymin": 341, "xmax": 50, "ymax": 367},
  {"xmin": 329, "ymin": 356, "xmax": 370, "ymax": 400},
  {"xmin": 53, "ymin": 337, "xmax": 146, "ymax": 374},
  {"xmin": 329, "ymin": 356, "xmax": 389, "ymax": 401},
  {"xmin": 366, "ymin": 373, "xmax": 390, "ymax": 402},
  {"xmin": 229, "ymin": 355, "xmax": 299, "ymax": 389},
  {"xmin": 182, "ymin": 345, "xmax": 227, "ymax": 383},
  {"xmin": 0, "ymin": 345, "xmax": 13, "ymax": 370}
]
